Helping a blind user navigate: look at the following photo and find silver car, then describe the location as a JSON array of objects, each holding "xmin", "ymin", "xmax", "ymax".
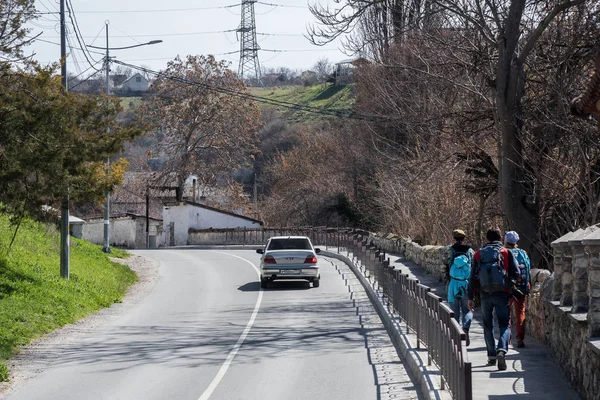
[{"xmin": 256, "ymin": 236, "xmax": 321, "ymax": 288}]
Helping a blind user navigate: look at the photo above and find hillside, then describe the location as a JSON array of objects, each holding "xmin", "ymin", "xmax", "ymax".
[
  {"xmin": 118, "ymin": 84, "xmax": 355, "ymax": 124},
  {"xmin": 249, "ymin": 84, "xmax": 355, "ymax": 123},
  {"xmin": 0, "ymin": 216, "xmax": 136, "ymax": 381}
]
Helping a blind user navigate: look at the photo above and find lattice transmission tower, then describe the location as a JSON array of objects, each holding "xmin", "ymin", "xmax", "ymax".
[{"xmin": 237, "ymin": 0, "xmax": 262, "ymax": 85}]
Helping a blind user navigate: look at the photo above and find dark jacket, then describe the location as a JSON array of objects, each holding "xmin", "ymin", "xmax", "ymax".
[{"xmin": 467, "ymin": 241, "xmax": 520, "ymax": 299}]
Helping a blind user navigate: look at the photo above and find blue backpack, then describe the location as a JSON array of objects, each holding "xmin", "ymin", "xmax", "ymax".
[
  {"xmin": 448, "ymin": 250, "xmax": 472, "ymax": 302},
  {"xmin": 510, "ymin": 248, "xmax": 530, "ymax": 294},
  {"xmin": 478, "ymin": 245, "xmax": 510, "ymax": 293},
  {"xmin": 449, "ymin": 251, "xmax": 471, "ymax": 282}
]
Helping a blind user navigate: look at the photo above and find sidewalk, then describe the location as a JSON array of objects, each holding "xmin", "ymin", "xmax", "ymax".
[{"xmin": 382, "ymin": 252, "xmax": 581, "ymax": 400}]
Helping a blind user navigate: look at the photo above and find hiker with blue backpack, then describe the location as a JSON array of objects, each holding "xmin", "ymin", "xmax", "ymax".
[
  {"xmin": 467, "ymin": 228, "xmax": 520, "ymax": 371},
  {"xmin": 504, "ymin": 231, "xmax": 531, "ymax": 348},
  {"xmin": 447, "ymin": 229, "xmax": 474, "ymax": 346}
]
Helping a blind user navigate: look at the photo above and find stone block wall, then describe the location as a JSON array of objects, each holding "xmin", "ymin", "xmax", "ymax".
[
  {"xmin": 544, "ymin": 302, "xmax": 600, "ymax": 400},
  {"xmin": 368, "ymin": 234, "xmax": 449, "ymax": 282}
]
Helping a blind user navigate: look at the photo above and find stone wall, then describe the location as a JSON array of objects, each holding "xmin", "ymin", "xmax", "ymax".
[{"xmin": 368, "ymin": 234, "xmax": 449, "ymax": 282}]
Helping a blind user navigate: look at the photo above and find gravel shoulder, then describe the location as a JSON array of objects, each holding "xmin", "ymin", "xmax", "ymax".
[{"xmin": 0, "ymin": 253, "xmax": 159, "ymax": 398}]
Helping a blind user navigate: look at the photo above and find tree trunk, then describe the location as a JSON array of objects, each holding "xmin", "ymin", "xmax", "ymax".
[{"xmin": 495, "ymin": 0, "xmax": 541, "ymax": 266}]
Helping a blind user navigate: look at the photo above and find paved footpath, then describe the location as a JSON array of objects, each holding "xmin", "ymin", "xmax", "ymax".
[{"xmin": 325, "ymin": 246, "xmax": 582, "ymax": 400}]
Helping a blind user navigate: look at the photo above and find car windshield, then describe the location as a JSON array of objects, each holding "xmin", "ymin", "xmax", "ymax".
[{"xmin": 267, "ymin": 238, "xmax": 312, "ymax": 250}]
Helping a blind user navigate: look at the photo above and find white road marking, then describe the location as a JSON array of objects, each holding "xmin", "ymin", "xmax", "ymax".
[{"xmin": 197, "ymin": 252, "xmax": 263, "ymax": 400}]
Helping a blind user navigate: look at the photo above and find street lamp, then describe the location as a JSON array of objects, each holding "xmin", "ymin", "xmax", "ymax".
[{"xmin": 87, "ymin": 21, "xmax": 162, "ymax": 253}]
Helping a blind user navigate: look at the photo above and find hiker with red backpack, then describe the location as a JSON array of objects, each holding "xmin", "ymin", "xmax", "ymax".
[
  {"xmin": 467, "ymin": 228, "xmax": 520, "ymax": 371},
  {"xmin": 447, "ymin": 229, "xmax": 474, "ymax": 346},
  {"xmin": 504, "ymin": 231, "xmax": 531, "ymax": 348}
]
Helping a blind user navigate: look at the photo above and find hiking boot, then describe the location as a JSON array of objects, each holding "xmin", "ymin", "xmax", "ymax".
[
  {"xmin": 487, "ymin": 358, "xmax": 496, "ymax": 366},
  {"xmin": 497, "ymin": 351, "xmax": 507, "ymax": 371},
  {"xmin": 516, "ymin": 339, "xmax": 525, "ymax": 348},
  {"xmin": 464, "ymin": 329, "xmax": 470, "ymax": 347}
]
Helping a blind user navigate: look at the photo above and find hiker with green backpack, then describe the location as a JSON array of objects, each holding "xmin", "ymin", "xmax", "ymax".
[
  {"xmin": 447, "ymin": 229, "xmax": 475, "ymax": 346},
  {"xmin": 504, "ymin": 231, "xmax": 531, "ymax": 348}
]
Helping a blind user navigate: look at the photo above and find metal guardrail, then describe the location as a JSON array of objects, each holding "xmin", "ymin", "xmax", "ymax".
[{"xmin": 188, "ymin": 226, "xmax": 472, "ymax": 400}]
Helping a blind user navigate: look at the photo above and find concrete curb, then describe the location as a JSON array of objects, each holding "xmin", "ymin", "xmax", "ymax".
[{"xmin": 322, "ymin": 250, "xmax": 451, "ymax": 400}]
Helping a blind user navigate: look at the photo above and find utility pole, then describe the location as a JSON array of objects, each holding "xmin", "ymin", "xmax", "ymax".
[
  {"xmin": 102, "ymin": 21, "xmax": 112, "ymax": 253},
  {"xmin": 59, "ymin": 0, "xmax": 69, "ymax": 279},
  {"xmin": 86, "ymin": 22, "xmax": 162, "ymax": 253},
  {"xmin": 237, "ymin": 0, "xmax": 262, "ymax": 85},
  {"xmin": 253, "ymin": 173, "xmax": 257, "ymax": 206}
]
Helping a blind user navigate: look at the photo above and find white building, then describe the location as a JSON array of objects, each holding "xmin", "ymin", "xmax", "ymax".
[
  {"xmin": 118, "ymin": 73, "xmax": 150, "ymax": 93},
  {"xmin": 82, "ymin": 213, "xmax": 164, "ymax": 249},
  {"xmin": 163, "ymin": 201, "xmax": 262, "ymax": 246}
]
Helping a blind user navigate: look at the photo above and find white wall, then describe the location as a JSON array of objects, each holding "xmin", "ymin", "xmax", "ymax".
[
  {"xmin": 82, "ymin": 218, "xmax": 137, "ymax": 248},
  {"xmin": 162, "ymin": 204, "xmax": 190, "ymax": 246},
  {"xmin": 188, "ymin": 206, "xmax": 261, "ymax": 230},
  {"xmin": 162, "ymin": 203, "xmax": 261, "ymax": 246}
]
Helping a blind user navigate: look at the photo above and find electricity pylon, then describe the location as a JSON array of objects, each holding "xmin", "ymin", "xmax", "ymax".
[{"xmin": 237, "ymin": 0, "xmax": 262, "ymax": 86}]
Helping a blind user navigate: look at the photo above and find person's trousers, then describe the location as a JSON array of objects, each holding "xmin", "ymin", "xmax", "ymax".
[
  {"xmin": 510, "ymin": 296, "xmax": 527, "ymax": 341},
  {"xmin": 480, "ymin": 292, "xmax": 511, "ymax": 358},
  {"xmin": 450, "ymin": 295, "xmax": 473, "ymax": 331}
]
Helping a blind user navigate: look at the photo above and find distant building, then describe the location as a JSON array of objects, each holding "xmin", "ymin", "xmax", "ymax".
[
  {"xmin": 117, "ymin": 73, "xmax": 150, "ymax": 94},
  {"xmin": 82, "ymin": 213, "xmax": 164, "ymax": 249},
  {"xmin": 163, "ymin": 201, "xmax": 263, "ymax": 246},
  {"xmin": 300, "ymin": 70, "xmax": 318, "ymax": 86},
  {"xmin": 334, "ymin": 57, "xmax": 368, "ymax": 86},
  {"xmin": 262, "ymin": 73, "xmax": 287, "ymax": 86}
]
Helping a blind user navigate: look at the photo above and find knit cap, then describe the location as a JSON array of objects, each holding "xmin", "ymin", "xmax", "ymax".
[{"xmin": 505, "ymin": 231, "xmax": 520, "ymax": 244}]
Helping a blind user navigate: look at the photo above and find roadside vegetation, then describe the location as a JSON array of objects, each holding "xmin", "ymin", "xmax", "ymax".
[{"xmin": 0, "ymin": 215, "xmax": 136, "ymax": 382}]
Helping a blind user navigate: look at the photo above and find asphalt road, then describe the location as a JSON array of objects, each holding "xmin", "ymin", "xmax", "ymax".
[{"xmin": 2, "ymin": 249, "xmax": 418, "ymax": 400}]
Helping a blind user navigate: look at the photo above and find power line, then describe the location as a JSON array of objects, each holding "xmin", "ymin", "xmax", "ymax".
[
  {"xmin": 66, "ymin": 0, "xmax": 101, "ymax": 69},
  {"xmin": 68, "ymin": 67, "xmax": 104, "ymax": 92},
  {"xmin": 71, "ymin": 4, "xmax": 241, "ymax": 14},
  {"xmin": 41, "ymin": 29, "xmax": 238, "ymax": 39},
  {"xmin": 256, "ymin": 2, "xmax": 307, "ymax": 8},
  {"xmin": 112, "ymin": 60, "xmax": 389, "ymax": 122},
  {"xmin": 67, "ymin": 59, "xmax": 104, "ymax": 84},
  {"xmin": 24, "ymin": 35, "xmax": 105, "ymax": 56},
  {"xmin": 116, "ymin": 50, "xmax": 241, "ymax": 62}
]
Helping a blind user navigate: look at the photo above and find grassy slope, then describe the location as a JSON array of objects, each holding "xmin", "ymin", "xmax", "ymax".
[
  {"xmin": 0, "ymin": 215, "xmax": 136, "ymax": 381},
  {"xmin": 117, "ymin": 84, "xmax": 355, "ymax": 124},
  {"xmin": 249, "ymin": 84, "xmax": 355, "ymax": 123}
]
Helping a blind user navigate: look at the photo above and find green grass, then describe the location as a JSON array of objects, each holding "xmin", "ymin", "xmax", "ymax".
[
  {"xmin": 0, "ymin": 215, "xmax": 137, "ymax": 381},
  {"xmin": 249, "ymin": 84, "xmax": 355, "ymax": 123}
]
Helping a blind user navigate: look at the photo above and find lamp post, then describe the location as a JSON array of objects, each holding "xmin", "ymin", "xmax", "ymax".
[{"xmin": 87, "ymin": 21, "xmax": 162, "ymax": 253}]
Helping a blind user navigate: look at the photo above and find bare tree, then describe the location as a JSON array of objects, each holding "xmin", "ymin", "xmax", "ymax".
[
  {"xmin": 139, "ymin": 55, "xmax": 262, "ymax": 202},
  {"xmin": 313, "ymin": 57, "xmax": 333, "ymax": 83},
  {"xmin": 307, "ymin": 0, "xmax": 599, "ymax": 265}
]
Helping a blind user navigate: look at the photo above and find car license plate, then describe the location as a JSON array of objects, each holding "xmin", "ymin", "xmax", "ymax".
[{"xmin": 279, "ymin": 269, "xmax": 300, "ymax": 275}]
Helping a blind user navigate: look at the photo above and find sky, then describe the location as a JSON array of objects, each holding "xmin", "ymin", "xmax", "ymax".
[{"xmin": 25, "ymin": 0, "xmax": 351, "ymax": 79}]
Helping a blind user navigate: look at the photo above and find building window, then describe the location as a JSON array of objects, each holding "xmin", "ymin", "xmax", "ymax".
[{"xmin": 136, "ymin": 77, "xmax": 141, "ymax": 82}]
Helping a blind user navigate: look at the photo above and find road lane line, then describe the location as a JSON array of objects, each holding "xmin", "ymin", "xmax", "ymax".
[{"xmin": 197, "ymin": 252, "xmax": 262, "ymax": 400}]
